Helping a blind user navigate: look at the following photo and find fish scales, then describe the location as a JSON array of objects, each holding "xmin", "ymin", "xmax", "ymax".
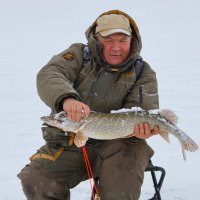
[
  {"xmin": 41, "ymin": 108, "xmax": 199, "ymax": 160},
  {"xmin": 82, "ymin": 112, "xmax": 166, "ymax": 140}
]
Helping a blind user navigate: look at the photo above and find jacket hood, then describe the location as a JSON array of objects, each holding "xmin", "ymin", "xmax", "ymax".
[{"xmin": 85, "ymin": 10, "xmax": 142, "ymax": 71}]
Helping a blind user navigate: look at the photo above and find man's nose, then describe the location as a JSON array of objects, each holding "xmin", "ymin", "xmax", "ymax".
[{"xmin": 111, "ymin": 42, "xmax": 121, "ymax": 50}]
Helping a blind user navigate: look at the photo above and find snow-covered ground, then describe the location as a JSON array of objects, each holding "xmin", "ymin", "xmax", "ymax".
[{"xmin": 0, "ymin": 0, "xmax": 200, "ymax": 199}]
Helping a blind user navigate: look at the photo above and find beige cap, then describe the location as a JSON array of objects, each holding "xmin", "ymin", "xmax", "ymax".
[{"xmin": 95, "ymin": 14, "xmax": 132, "ymax": 37}]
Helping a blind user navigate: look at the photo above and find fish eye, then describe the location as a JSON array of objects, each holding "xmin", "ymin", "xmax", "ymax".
[{"xmin": 59, "ymin": 112, "xmax": 67, "ymax": 118}]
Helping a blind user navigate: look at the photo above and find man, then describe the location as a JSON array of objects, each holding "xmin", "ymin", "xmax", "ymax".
[{"xmin": 18, "ymin": 10, "xmax": 159, "ymax": 200}]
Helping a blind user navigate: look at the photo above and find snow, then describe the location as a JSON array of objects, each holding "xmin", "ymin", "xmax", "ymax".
[{"xmin": 0, "ymin": 0, "xmax": 200, "ymax": 199}]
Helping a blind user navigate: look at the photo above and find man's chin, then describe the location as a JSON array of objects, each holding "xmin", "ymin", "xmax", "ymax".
[{"xmin": 107, "ymin": 59, "xmax": 123, "ymax": 66}]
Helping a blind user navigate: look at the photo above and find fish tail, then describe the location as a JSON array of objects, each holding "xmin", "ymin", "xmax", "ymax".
[
  {"xmin": 181, "ymin": 138, "xmax": 199, "ymax": 152},
  {"xmin": 180, "ymin": 135, "xmax": 199, "ymax": 161}
]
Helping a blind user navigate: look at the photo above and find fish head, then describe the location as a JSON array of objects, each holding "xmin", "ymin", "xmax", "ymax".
[{"xmin": 41, "ymin": 111, "xmax": 83, "ymax": 133}]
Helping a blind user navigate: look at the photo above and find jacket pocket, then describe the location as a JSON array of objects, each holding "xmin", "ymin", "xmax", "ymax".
[
  {"xmin": 29, "ymin": 146, "xmax": 64, "ymax": 161},
  {"xmin": 138, "ymin": 85, "xmax": 159, "ymax": 109}
]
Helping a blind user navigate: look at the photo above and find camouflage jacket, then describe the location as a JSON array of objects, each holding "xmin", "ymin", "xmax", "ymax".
[{"xmin": 37, "ymin": 10, "xmax": 159, "ymax": 143}]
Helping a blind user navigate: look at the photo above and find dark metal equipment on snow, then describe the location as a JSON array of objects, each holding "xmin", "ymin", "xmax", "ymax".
[{"xmin": 91, "ymin": 160, "xmax": 166, "ymax": 200}]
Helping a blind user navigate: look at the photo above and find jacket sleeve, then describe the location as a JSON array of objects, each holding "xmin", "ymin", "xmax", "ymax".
[
  {"xmin": 37, "ymin": 43, "xmax": 84, "ymax": 112},
  {"xmin": 123, "ymin": 61, "xmax": 159, "ymax": 110}
]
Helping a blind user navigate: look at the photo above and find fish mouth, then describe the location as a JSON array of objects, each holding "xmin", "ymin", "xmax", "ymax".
[{"xmin": 41, "ymin": 115, "xmax": 54, "ymax": 122}]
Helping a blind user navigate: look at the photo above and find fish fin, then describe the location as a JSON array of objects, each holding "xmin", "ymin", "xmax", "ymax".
[
  {"xmin": 159, "ymin": 130, "xmax": 170, "ymax": 143},
  {"xmin": 74, "ymin": 131, "xmax": 88, "ymax": 148},
  {"xmin": 160, "ymin": 109, "xmax": 178, "ymax": 124},
  {"xmin": 182, "ymin": 145, "xmax": 187, "ymax": 161},
  {"xmin": 181, "ymin": 139, "xmax": 199, "ymax": 152},
  {"xmin": 180, "ymin": 137, "xmax": 199, "ymax": 161}
]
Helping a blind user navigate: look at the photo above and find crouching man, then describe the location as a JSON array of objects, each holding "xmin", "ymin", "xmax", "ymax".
[{"xmin": 18, "ymin": 10, "xmax": 159, "ymax": 200}]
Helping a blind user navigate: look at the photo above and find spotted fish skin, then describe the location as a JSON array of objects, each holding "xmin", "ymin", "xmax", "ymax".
[{"xmin": 41, "ymin": 108, "xmax": 198, "ymax": 160}]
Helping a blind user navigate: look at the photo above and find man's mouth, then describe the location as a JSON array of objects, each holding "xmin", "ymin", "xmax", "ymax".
[{"xmin": 110, "ymin": 54, "xmax": 121, "ymax": 57}]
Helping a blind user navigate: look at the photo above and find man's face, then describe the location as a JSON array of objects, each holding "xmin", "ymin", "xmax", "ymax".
[{"xmin": 96, "ymin": 33, "xmax": 132, "ymax": 66}]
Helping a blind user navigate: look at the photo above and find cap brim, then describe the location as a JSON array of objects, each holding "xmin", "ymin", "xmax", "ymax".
[{"xmin": 99, "ymin": 29, "xmax": 131, "ymax": 37}]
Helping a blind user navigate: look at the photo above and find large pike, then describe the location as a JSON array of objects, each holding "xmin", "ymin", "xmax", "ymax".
[{"xmin": 41, "ymin": 108, "xmax": 198, "ymax": 160}]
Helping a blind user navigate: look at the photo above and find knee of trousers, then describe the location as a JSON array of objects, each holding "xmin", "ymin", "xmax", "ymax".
[{"xmin": 17, "ymin": 165, "xmax": 69, "ymax": 200}]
